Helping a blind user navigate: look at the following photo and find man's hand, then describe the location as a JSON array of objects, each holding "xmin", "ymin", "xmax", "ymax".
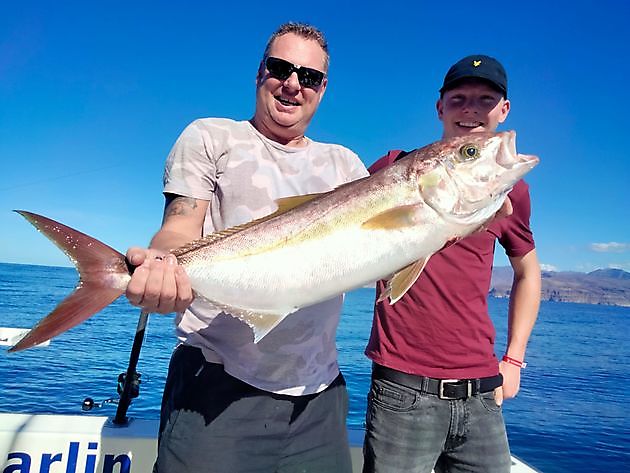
[
  {"xmin": 495, "ymin": 197, "xmax": 513, "ymax": 220},
  {"xmin": 125, "ymin": 247, "xmax": 193, "ymax": 314},
  {"xmin": 476, "ymin": 197, "xmax": 513, "ymax": 235},
  {"xmin": 493, "ymin": 361, "xmax": 522, "ymax": 407}
]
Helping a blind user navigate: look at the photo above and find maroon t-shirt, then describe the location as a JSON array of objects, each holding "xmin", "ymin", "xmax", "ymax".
[{"xmin": 365, "ymin": 150, "xmax": 536, "ymax": 379}]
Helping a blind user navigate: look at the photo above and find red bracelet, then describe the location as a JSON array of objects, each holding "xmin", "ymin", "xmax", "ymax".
[{"xmin": 502, "ymin": 355, "xmax": 527, "ymax": 369}]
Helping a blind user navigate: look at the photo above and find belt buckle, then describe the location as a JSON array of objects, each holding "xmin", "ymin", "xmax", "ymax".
[{"xmin": 438, "ymin": 379, "xmax": 472, "ymax": 400}]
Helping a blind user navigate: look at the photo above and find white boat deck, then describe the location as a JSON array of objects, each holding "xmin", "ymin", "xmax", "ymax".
[{"xmin": 0, "ymin": 412, "xmax": 538, "ymax": 472}]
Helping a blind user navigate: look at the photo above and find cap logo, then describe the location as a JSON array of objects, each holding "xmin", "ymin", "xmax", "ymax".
[{"xmin": 472, "ymin": 60, "xmax": 482, "ymax": 67}]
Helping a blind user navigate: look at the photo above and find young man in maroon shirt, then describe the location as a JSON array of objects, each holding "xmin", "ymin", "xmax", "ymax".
[{"xmin": 362, "ymin": 55, "xmax": 541, "ymax": 473}]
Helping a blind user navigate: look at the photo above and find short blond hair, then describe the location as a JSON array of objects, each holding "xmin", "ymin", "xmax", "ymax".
[{"xmin": 262, "ymin": 22, "xmax": 329, "ymax": 70}]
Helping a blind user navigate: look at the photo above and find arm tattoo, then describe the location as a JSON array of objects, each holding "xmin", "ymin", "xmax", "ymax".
[{"xmin": 164, "ymin": 194, "xmax": 199, "ymax": 219}]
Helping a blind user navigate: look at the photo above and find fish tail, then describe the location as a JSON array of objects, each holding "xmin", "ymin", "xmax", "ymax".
[{"xmin": 9, "ymin": 210, "xmax": 130, "ymax": 352}]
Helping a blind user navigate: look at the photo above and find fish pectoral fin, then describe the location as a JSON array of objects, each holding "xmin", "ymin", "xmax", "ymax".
[
  {"xmin": 376, "ymin": 286, "xmax": 391, "ymax": 303},
  {"xmin": 361, "ymin": 204, "xmax": 425, "ymax": 230},
  {"xmin": 386, "ymin": 257, "xmax": 430, "ymax": 304}
]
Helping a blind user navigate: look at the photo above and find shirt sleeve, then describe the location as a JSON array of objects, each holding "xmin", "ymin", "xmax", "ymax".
[
  {"xmin": 347, "ymin": 151, "xmax": 370, "ymax": 180},
  {"xmin": 163, "ymin": 119, "xmax": 218, "ymax": 200},
  {"xmin": 496, "ymin": 180, "xmax": 536, "ymax": 257},
  {"xmin": 368, "ymin": 150, "xmax": 405, "ymax": 175}
]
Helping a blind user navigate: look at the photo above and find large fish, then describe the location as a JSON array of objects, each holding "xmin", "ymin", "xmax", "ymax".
[{"xmin": 10, "ymin": 131, "xmax": 538, "ymax": 352}]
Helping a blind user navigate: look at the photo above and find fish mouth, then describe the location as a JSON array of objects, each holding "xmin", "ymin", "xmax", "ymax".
[
  {"xmin": 484, "ymin": 131, "xmax": 539, "ymax": 208},
  {"xmin": 497, "ymin": 130, "xmax": 539, "ymax": 170},
  {"xmin": 275, "ymin": 95, "xmax": 301, "ymax": 107}
]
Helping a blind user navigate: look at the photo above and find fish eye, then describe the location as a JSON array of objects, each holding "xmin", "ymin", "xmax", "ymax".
[{"xmin": 459, "ymin": 144, "xmax": 479, "ymax": 161}]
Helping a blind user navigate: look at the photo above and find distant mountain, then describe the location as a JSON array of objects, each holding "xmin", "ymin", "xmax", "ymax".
[
  {"xmin": 490, "ymin": 267, "xmax": 630, "ymax": 307},
  {"xmin": 587, "ymin": 268, "xmax": 630, "ymax": 280}
]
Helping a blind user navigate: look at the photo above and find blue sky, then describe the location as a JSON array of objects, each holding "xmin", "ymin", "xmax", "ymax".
[{"xmin": 1, "ymin": 1, "xmax": 628, "ymax": 272}]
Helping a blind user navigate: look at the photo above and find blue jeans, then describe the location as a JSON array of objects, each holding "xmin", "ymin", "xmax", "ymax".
[{"xmin": 363, "ymin": 369, "xmax": 511, "ymax": 473}]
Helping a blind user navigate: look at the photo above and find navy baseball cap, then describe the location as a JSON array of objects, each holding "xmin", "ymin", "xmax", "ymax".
[{"xmin": 440, "ymin": 55, "xmax": 507, "ymax": 97}]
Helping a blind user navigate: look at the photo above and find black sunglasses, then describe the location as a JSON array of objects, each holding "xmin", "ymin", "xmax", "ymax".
[{"xmin": 265, "ymin": 56, "xmax": 326, "ymax": 88}]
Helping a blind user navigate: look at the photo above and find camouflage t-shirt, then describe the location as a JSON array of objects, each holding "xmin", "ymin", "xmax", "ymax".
[{"xmin": 163, "ymin": 118, "xmax": 368, "ymax": 395}]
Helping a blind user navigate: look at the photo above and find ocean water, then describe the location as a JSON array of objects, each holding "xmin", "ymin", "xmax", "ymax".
[{"xmin": 1, "ymin": 262, "xmax": 628, "ymax": 472}]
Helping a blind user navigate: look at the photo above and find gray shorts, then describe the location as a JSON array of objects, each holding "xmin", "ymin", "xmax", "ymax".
[{"xmin": 154, "ymin": 345, "xmax": 352, "ymax": 473}]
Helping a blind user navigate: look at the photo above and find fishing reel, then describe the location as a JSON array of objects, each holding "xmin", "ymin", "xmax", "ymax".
[{"xmin": 81, "ymin": 371, "xmax": 142, "ymax": 411}]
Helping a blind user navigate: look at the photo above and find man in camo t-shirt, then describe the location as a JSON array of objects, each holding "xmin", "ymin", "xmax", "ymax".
[{"xmin": 125, "ymin": 23, "xmax": 368, "ymax": 473}]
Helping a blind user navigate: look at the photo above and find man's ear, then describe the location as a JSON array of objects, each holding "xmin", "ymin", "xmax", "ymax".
[
  {"xmin": 317, "ymin": 77, "xmax": 328, "ymax": 103},
  {"xmin": 256, "ymin": 60, "xmax": 265, "ymax": 86},
  {"xmin": 436, "ymin": 98, "xmax": 444, "ymax": 120},
  {"xmin": 498, "ymin": 99, "xmax": 511, "ymax": 124}
]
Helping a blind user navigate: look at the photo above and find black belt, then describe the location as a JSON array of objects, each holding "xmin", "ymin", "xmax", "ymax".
[{"xmin": 372, "ymin": 364, "xmax": 503, "ymax": 400}]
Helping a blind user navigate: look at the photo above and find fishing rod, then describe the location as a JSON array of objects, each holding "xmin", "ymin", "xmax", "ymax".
[
  {"xmin": 82, "ymin": 259, "xmax": 150, "ymax": 425},
  {"xmin": 82, "ymin": 310, "xmax": 148, "ymax": 426},
  {"xmin": 113, "ymin": 310, "xmax": 149, "ymax": 425}
]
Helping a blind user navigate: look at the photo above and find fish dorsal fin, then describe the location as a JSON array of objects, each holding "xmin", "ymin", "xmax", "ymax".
[
  {"xmin": 361, "ymin": 204, "xmax": 425, "ymax": 230},
  {"xmin": 274, "ymin": 179, "xmax": 366, "ymax": 213},
  {"xmin": 172, "ymin": 192, "xmax": 332, "ymax": 258},
  {"xmin": 172, "ymin": 222, "xmax": 260, "ymax": 257},
  {"xmin": 275, "ymin": 193, "xmax": 326, "ymax": 213},
  {"xmin": 377, "ymin": 257, "xmax": 430, "ymax": 304}
]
